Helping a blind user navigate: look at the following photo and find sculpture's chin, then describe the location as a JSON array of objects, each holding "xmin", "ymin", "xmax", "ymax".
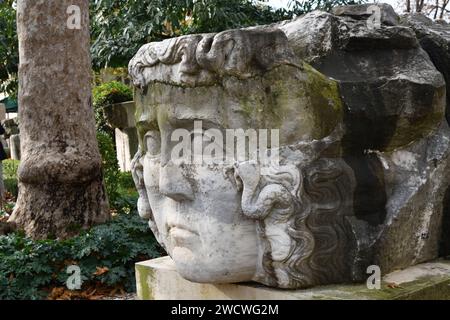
[
  {"xmin": 171, "ymin": 246, "xmax": 196, "ymax": 265},
  {"xmin": 171, "ymin": 247, "xmax": 256, "ymax": 284},
  {"xmin": 171, "ymin": 246, "xmax": 218, "ymax": 283}
]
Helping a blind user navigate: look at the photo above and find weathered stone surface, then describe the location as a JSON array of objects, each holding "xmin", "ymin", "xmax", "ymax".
[
  {"xmin": 9, "ymin": 134, "xmax": 20, "ymax": 161},
  {"xmin": 136, "ymin": 256, "xmax": 450, "ymax": 300},
  {"xmin": 347, "ymin": 123, "xmax": 450, "ymax": 276},
  {"xmin": 115, "ymin": 128, "xmax": 138, "ymax": 172},
  {"xmin": 401, "ymin": 13, "xmax": 450, "ymax": 124},
  {"xmin": 104, "ymin": 101, "xmax": 138, "ymax": 171},
  {"xmin": 9, "ymin": 0, "xmax": 110, "ymax": 239},
  {"xmin": 129, "ymin": 28, "xmax": 299, "ymax": 88},
  {"xmin": 129, "ymin": 4, "xmax": 450, "ymax": 290},
  {"xmin": 2, "ymin": 118, "xmax": 19, "ymax": 138},
  {"xmin": 130, "ymin": 27, "xmax": 359, "ymax": 289},
  {"xmin": 278, "ymin": 5, "xmax": 450, "ymax": 277},
  {"xmin": 332, "ymin": 3, "xmax": 399, "ymax": 26},
  {"xmin": 279, "ymin": 9, "xmax": 445, "ymax": 152},
  {"xmin": 104, "ymin": 101, "xmax": 136, "ymax": 130}
]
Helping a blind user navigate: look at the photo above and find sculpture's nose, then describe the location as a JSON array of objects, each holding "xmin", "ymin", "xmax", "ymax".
[{"xmin": 159, "ymin": 162, "xmax": 194, "ymax": 202}]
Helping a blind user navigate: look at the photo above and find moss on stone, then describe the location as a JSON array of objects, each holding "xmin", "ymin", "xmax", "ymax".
[
  {"xmin": 134, "ymin": 63, "xmax": 344, "ymax": 148},
  {"xmin": 302, "ymin": 62, "xmax": 344, "ymax": 139},
  {"xmin": 136, "ymin": 257, "xmax": 450, "ymax": 300},
  {"xmin": 136, "ymin": 263, "xmax": 154, "ymax": 300},
  {"xmin": 383, "ymin": 85, "xmax": 446, "ymax": 151}
]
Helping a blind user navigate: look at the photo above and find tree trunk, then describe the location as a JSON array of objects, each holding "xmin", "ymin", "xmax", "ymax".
[
  {"xmin": 440, "ymin": 0, "xmax": 449, "ymax": 19},
  {"xmin": 416, "ymin": 0, "xmax": 424, "ymax": 12},
  {"xmin": 434, "ymin": 0, "xmax": 439, "ymax": 19},
  {"xmin": 9, "ymin": 0, "xmax": 110, "ymax": 239}
]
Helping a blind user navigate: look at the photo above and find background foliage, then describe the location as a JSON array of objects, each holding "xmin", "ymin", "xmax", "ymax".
[
  {"xmin": 0, "ymin": 213, "xmax": 161, "ymax": 300},
  {"xmin": 3, "ymin": 159, "xmax": 19, "ymax": 198},
  {"xmin": 1, "ymin": 0, "xmax": 367, "ymax": 96},
  {"xmin": 90, "ymin": 0, "xmax": 366, "ymax": 68},
  {"xmin": 0, "ymin": 0, "xmax": 18, "ymax": 98},
  {"xmin": 96, "ymin": 130, "xmax": 138, "ymax": 212},
  {"xmin": 97, "ymin": 131, "xmax": 121, "ymax": 204},
  {"xmin": 1, "ymin": 121, "xmax": 148, "ymax": 300},
  {"xmin": 92, "ymin": 81, "xmax": 133, "ymax": 137}
]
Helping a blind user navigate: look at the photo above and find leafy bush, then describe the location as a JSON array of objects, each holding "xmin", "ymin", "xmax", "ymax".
[
  {"xmin": 0, "ymin": 213, "xmax": 161, "ymax": 300},
  {"xmin": 3, "ymin": 159, "xmax": 19, "ymax": 180},
  {"xmin": 118, "ymin": 172, "xmax": 136, "ymax": 192},
  {"xmin": 96, "ymin": 132, "xmax": 138, "ymax": 214},
  {"xmin": 92, "ymin": 81, "xmax": 133, "ymax": 137},
  {"xmin": 93, "ymin": 81, "xmax": 133, "ymax": 107},
  {"xmin": 0, "ymin": 135, "xmax": 153, "ymax": 300},
  {"xmin": 97, "ymin": 131, "xmax": 122, "ymax": 207},
  {"xmin": 2, "ymin": 159, "xmax": 19, "ymax": 198}
]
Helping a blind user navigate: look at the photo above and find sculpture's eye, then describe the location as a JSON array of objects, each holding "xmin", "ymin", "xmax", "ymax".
[
  {"xmin": 145, "ymin": 131, "xmax": 161, "ymax": 157},
  {"xmin": 189, "ymin": 128, "xmax": 225, "ymax": 159}
]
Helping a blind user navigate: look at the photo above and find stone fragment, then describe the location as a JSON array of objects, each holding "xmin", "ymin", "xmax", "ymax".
[
  {"xmin": 332, "ymin": 3, "xmax": 400, "ymax": 26},
  {"xmin": 401, "ymin": 13, "xmax": 450, "ymax": 124},
  {"xmin": 279, "ymin": 4, "xmax": 450, "ymax": 276},
  {"xmin": 104, "ymin": 101, "xmax": 138, "ymax": 171}
]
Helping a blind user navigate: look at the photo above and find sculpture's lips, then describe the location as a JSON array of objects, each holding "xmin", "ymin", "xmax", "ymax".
[
  {"xmin": 168, "ymin": 226, "xmax": 199, "ymax": 247},
  {"xmin": 169, "ymin": 227, "xmax": 198, "ymax": 238},
  {"xmin": 167, "ymin": 224, "xmax": 199, "ymax": 237}
]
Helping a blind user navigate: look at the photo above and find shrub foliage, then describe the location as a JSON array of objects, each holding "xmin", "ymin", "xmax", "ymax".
[
  {"xmin": 0, "ymin": 213, "xmax": 161, "ymax": 300},
  {"xmin": 92, "ymin": 81, "xmax": 133, "ymax": 137}
]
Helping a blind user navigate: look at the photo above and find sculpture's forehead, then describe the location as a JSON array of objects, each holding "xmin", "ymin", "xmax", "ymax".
[
  {"xmin": 134, "ymin": 63, "xmax": 343, "ymax": 148},
  {"xmin": 131, "ymin": 24, "xmax": 344, "ymax": 145},
  {"xmin": 135, "ymin": 84, "xmax": 247, "ymax": 132},
  {"xmin": 138, "ymin": 99, "xmax": 225, "ymax": 128}
]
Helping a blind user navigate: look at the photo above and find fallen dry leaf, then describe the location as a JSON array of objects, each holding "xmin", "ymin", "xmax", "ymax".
[
  {"xmin": 94, "ymin": 266, "xmax": 109, "ymax": 276},
  {"xmin": 386, "ymin": 282, "xmax": 402, "ymax": 289},
  {"xmin": 47, "ymin": 283, "xmax": 116, "ymax": 300}
]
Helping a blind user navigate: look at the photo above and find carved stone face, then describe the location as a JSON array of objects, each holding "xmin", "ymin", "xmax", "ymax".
[
  {"xmin": 135, "ymin": 99, "xmax": 260, "ymax": 283},
  {"xmin": 130, "ymin": 28, "xmax": 353, "ymax": 288}
]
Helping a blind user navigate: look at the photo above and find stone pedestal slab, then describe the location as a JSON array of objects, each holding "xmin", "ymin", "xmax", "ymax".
[{"xmin": 136, "ymin": 256, "xmax": 450, "ymax": 300}]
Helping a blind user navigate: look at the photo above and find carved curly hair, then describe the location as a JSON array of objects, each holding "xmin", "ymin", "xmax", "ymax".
[{"xmin": 237, "ymin": 153, "xmax": 356, "ymax": 289}]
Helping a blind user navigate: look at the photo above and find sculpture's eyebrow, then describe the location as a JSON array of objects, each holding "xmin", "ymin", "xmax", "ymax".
[
  {"xmin": 136, "ymin": 119, "xmax": 159, "ymax": 133},
  {"xmin": 166, "ymin": 108, "xmax": 225, "ymax": 130},
  {"xmin": 136, "ymin": 119, "xmax": 160, "ymax": 152},
  {"xmin": 166, "ymin": 116, "xmax": 225, "ymax": 131}
]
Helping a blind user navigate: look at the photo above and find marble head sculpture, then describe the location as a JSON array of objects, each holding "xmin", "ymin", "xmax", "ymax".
[
  {"xmin": 129, "ymin": 4, "xmax": 450, "ymax": 290},
  {"xmin": 129, "ymin": 27, "xmax": 358, "ymax": 289}
]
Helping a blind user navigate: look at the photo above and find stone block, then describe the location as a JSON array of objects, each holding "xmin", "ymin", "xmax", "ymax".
[
  {"xmin": 104, "ymin": 101, "xmax": 136, "ymax": 130},
  {"xmin": 136, "ymin": 256, "xmax": 450, "ymax": 300},
  {"xmin": 10, "ymin": 134, "xmax": 20, "ymax": 160},
  {"xmin": 115, "ymin": 128, "xmax": 138, "ymax": 172}
]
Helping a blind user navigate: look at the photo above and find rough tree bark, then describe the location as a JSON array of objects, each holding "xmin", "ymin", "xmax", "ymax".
[{"xmin": 9, "ymin": 0, "xmax": 110, "ymax": 239}]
